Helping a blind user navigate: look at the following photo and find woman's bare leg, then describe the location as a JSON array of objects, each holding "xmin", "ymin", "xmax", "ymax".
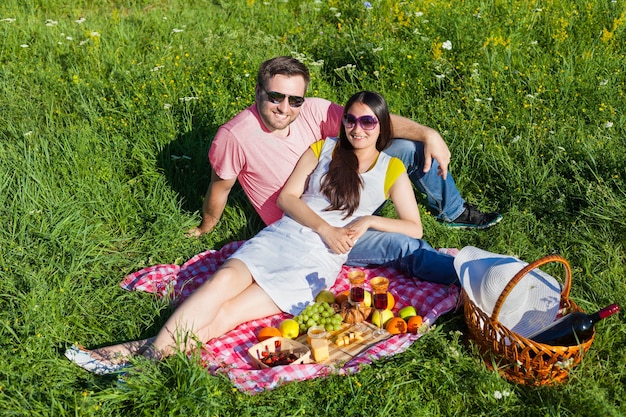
[
  {"xmin": 203, "ymin": 281, "xmax": 282, "ymax": 339},
  {"xmin": 74, "ymin": 259, "xmax": 279, "ymax": 365},
  {"xmin": 147, "ymin": 259, "xmax": 257, "ymax": 359}
]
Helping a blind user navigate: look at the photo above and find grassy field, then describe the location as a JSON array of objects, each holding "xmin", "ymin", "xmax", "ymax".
[{"xmin": 1, "ymin": 0, "xmax": 625, "ymax": 415}]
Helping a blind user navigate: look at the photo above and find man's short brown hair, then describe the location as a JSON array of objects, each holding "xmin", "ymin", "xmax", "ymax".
[{"xmin": 257, "ymin": 56, "xmax": 310, "ymax": 90}]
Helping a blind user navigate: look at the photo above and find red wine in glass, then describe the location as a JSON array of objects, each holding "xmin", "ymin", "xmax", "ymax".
[
  {"xmin": 373, "ymin": 293, "xmax": 388, "ymax": 310},
  {"xmin": 351, "ymin": 287, "xmax": 365, "ymax": 304}
]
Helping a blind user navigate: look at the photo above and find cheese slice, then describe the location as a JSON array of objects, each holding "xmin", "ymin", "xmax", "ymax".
[{"xmin": 311, "ymin": 338, "xmax": 329, "ymax": 362}]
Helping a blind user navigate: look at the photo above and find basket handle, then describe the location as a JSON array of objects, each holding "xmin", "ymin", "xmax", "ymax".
[{"xmin": 490, "ymin": 254, "xmax": 572, "ymax": 322}]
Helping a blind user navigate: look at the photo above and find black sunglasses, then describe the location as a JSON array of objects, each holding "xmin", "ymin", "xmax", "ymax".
[
  {"xmin": 342, "ymin": 114, "xmax": 379, "ymax": 130},
  {"xmin": 262, "ymin": 87, "xmax": 305, "ymax": 108}
]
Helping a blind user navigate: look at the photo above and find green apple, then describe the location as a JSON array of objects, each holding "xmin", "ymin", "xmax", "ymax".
[
  {"xmin": 371, "ymin": 309, "xmax": 394, "ymax": 328},
  {"xmin": 398, "ymin": 306, "xmax": 417, "ymax": 321},
  {"xmin": 315, "ymin": 290, "xmax": 335, "ymax": 304},
  {"xmin": 279, "ymin": 318, "xmax": 300, "ymax": 339}
]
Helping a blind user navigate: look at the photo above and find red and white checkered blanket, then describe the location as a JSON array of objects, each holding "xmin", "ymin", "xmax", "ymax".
[{"xmin": 120, "ymin": 241, "xmax": 460, "ymax": 393}]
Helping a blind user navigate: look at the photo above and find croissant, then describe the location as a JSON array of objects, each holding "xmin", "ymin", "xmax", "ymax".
[{"xmin": 334, "ymin": 301, "xmax": 373, "ymax": 324}]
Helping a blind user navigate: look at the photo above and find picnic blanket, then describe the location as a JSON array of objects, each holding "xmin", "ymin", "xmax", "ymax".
[{"xmin": 120, "ymin": 241, "xmax": 460, "ymax": 393}]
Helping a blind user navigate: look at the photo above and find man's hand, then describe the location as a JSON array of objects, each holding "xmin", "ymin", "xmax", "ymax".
[
  {"xmin": 185, "ymin": 171, "xmax": 236, "ymax": 238},
  {"xmin": 185, "ymin": 223, "xmax": 213, "ymax": 238},
  {"xmin": 421, "ymin": 129, "xmax": 450, "ymax": 179},
  {"xmin": 389, "ymin": 114, "xmax": 451, "ymax": 179}
]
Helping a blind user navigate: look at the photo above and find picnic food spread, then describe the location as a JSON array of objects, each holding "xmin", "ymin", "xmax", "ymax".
[
  {"xmin": 250, "ymin": 278, "xmax": 425, "ymax": 368},
  {"xmin": 120, "ymin": 241, "xmax": 462, "ymax": 392}
]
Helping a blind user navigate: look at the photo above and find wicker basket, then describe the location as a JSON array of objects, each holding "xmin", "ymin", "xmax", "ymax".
[{"xmin": 463, "ymin": 254, "xmax": 594, "ymax": 385}]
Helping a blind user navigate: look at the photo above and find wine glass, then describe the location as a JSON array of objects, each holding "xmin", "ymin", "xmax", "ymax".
[
  {"xmin": 347, "ymin": 270, "xmax": 366, "ymax": 308},
  {"xmin": 370, "ymin": 276, "xmax": 389, "ymax": 337},
  {"xmin": 347, "ymin": 270, "xmax": 367, "ymax": 331}
]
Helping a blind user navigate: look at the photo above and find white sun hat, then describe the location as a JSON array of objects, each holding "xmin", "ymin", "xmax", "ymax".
[{"xmin": 454, "ymin": 246, "xmax": 562, "ymax": 338}]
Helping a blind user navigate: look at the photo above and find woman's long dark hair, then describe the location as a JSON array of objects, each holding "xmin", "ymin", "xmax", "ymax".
[{"xmin": 321, "ymin": 91, "xmax": 393, "ymax": 218}]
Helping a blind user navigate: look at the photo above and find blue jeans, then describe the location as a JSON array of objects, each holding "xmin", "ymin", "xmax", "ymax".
[
  {"xmin": 345, "ymin": 230, "xmax": 459, "ymax": 285},
  {"xmin": 384, "ymin": 139, "xmax": 466, "ymax": 222},
  {"xmin": 344, "ymin": 139, "xmax": 464, "ymax": 283}
]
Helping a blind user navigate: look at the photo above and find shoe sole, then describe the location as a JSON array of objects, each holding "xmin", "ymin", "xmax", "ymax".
[{"xmin": 442, "ymin": 214, "xmax": 503, "ymax": 230}]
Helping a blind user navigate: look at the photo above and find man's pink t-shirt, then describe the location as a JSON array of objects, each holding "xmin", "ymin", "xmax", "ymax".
[{"xmin": 209, "ymin": 97, "xmax": 344, "ymax": 225}]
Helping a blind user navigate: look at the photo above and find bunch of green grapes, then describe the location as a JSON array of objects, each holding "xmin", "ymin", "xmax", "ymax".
[{"xmin": 294, "ymin": 301, "xmax": 343, "ymax": 333}]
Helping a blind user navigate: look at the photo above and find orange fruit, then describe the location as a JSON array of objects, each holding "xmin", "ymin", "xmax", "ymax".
[
  {"xmin": 385, "ymin": 317, "xmax": 407, "ymax": 334},
  {"xmin": 407, "ymin": 315, "xmax": 423, "ymax": 334},
  {"xmin": 386, "ymin": 292, "xmax": 395, "ymax": 311},
  {"xmin": 335, "ymin": 291, "xmax": 350, "ymax": 306},
  {"xmin": 257, "ymin": 327, "xmax": 282, "ymax": 342}
]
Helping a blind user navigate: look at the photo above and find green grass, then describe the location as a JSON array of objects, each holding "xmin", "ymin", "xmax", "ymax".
[{"xmin": 1, "ymin": 0, "xmax": 625, "ymax": 415}]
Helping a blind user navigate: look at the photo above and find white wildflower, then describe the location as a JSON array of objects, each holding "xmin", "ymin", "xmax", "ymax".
[
  {"xmin": 45, "ymin": 19, "xmax": 58, "ymax": 26},
  {"xmin": 163, "ymin": 103, "xmax": 172, "ymax": 109},
  {"xmin": 435, "ymin": 74, "xmax": 445, "ymax": 79},
  {"xmin": 415, "ymin": 11, "xmax": 424, "ymax": 17},
  {"xmin": 20, "ymin": 44, "xmax": 29, "ymax": 48},
  {"xmin": 179, "ymin": 96, "xmax": 199, "ymax": 102},
  {"xmin": 511, "ymin": 135, "xmax": 521, "ymax": 143},
  {"xmin": 75, "ymin": 17, "xmax": 86, "ymax": 24},
  {"xmin": 66, "ymin": 36, "xmax": 73, "ymax": 41},
  {"xmin": 151, "ymin": 65, "xmax": 165, "ymax": 72},
  {"xmin": 599, "ymin": 79, "xmax": 609, "ymax": 86},
  {"xmin": 604, "ymin": 121, "xmax": 613, "ymax": 128},
  {"xmin": 90, "ymin": 31, "xmax": 100, "ymax": 37},
  {"xmin": 172, "ymin": 28, "xmax": 184, "ymax": 33},
  {"xmin": 493, "ymin": 390, "xmax": 511, "ymax": 400},
  {"xmin": 1, "ymin": 18, "xmax": 17, "ymax": 23},
  {"xmin": 442, "ymin": 40, "xmax": 452, "ymax": 50},
  {"xmin": 24, "ymin": 131, "xmax": 33, "ymax": 136}
]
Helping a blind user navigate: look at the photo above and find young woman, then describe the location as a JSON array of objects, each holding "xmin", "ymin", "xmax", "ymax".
[{"xmin": 66, "ymin": 91, "xmax": 429, "ymax": 374}]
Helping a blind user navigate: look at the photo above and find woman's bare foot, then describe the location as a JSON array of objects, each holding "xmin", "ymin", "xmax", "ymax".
[{"xmin": 88, "ymin": 337, "xmax": 155, "ymax": 364}]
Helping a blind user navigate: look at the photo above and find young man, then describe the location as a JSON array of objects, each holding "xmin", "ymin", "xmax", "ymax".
[{"xmin": 188, "ymin": 56, "xmax": 501, "ymax": 282}]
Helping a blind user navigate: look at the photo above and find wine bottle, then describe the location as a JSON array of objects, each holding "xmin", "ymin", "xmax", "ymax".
[{"xmin": 528, "ymin": 303, "xmax": 620, "ymax": 346}]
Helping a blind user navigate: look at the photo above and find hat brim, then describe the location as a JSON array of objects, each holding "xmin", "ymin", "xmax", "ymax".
[{"xmin": 454, "ymin": 247, "xmax": 562, "ymax": 337}]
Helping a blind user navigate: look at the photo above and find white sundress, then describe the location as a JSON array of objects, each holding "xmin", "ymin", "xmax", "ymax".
[{"xmin": 230, "ymin": 137, "xmax": 403, "ymax": 315}]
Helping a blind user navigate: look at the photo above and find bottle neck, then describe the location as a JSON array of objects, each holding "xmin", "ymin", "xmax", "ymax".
[{"xmin": 597, "ymin": 303, "xmax": 620, "ymax": 320}]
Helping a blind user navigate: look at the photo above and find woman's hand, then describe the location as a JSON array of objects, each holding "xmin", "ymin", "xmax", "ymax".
[
  {"xmin": 318, "ymin": 224, "xmax": 359, "ymax": 254},
  {"xmin": 343, "ymin": 216, "xmax": 372, "ymax": 241}
]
